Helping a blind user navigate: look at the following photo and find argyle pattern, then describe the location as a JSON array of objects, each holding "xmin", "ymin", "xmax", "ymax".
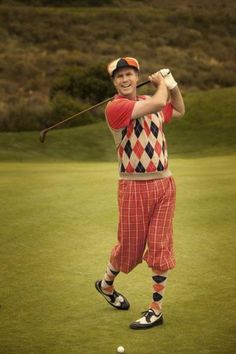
[
  {"xmin": 150, "ymin": 273, "xmax": 167, "ymax": 312},
  {"xmin": 118, "ymin": 112, "xmax": 168, "ymax": 174},
  {"xmin": 101, "ymin": 263, "xmax": 120, "ymax": 294}
]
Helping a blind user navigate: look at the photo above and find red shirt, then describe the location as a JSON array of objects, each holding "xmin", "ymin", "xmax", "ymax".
[{"xmin": 106, "ymin": 95, "xmax": 173, "ymax": 129}]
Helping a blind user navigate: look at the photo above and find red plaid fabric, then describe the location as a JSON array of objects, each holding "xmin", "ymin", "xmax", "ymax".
[{"xmin": 110, "ymin": 177, "xmax": 176, "ymax": 273}]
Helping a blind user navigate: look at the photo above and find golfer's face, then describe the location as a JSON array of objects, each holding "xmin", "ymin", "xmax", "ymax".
[{"xmin": 113, "ymin": 68, "xmax": 138, "ymax": 98}]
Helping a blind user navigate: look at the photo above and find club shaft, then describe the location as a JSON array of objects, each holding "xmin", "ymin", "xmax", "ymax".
[
  {"xmin": 40, "ymin": 79, "xmax": 150, "ymax": 141},
  {"xmin": 43, "ymin": 96, "xmax": 112, "ymax": 133}
]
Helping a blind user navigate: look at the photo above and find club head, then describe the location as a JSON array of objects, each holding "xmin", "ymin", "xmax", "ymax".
[{"xmin": 39, "ymin": 130, "xmax": 46, "ymax": 143}]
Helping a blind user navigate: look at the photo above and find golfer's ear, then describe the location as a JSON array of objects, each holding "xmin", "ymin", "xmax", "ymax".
[{"xmin": 112, "ymin": 77, "xmax": 118, "ymax": 90}]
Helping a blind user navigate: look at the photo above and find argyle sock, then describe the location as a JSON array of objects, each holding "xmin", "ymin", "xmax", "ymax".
[
  {"xmin": 101, "ymin": 263, "xmax": 120, "ymax": 295},
  {"xmin": 150, "ymin": 270, "xmax": 168, "ymax": 315}
]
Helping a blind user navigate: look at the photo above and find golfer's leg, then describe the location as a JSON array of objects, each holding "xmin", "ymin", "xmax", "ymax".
[
  {"xmin": 144, "ymin": 176, "xmax": 176, "ymax": 272},
  {"xmin": 149, "ymin": 270, "xmax": 168, "ymax": 315},
  {"xmin": 101, "ymin": 262, "xmax": 120, "ymax": 294},
  {"xmin": 129, "ymin": 177, "xmax": 176, "ymax": 328},
  {"xmin": 110, "ymin": 180, "xmax": 150, "ymax": 274}
]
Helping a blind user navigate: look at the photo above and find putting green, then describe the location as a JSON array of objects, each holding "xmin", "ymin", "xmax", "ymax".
[{"xmin": 0, "ymin": 156, "xmax": 235, "ymax": 354}]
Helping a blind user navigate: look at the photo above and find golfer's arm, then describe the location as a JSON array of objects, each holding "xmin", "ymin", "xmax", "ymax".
[
  {"xmin": 131, "ymin": 82, "xmax": 168, "ymax": 119},
  {"xmin": 169, "ymin": 86, "xmax": 185, "ymax": 118}
]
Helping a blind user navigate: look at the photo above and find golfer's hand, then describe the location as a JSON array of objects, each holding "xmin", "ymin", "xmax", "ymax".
[
  {"xmin": 160, "ymin": 68, "xmax": 178, "ymax": 90},
  {"xmin": 148, "ymin": 72, "xmax": 166, "ymax": 88}
]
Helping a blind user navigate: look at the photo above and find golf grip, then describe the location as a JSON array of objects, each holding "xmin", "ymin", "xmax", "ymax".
[{"xmin": 39, "ymin": 79, "xmax": 150, "ymax": 143}]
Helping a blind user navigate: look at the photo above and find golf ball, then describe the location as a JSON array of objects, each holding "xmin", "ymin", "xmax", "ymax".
[{"xmin": 117, "ymin": 346, "xmax": 125, "ymax": 353}]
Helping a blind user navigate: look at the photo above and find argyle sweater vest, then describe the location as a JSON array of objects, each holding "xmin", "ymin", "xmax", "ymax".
[{"xmin": 106, "ymin": 96, "xmax": 172, "ymax": 180}]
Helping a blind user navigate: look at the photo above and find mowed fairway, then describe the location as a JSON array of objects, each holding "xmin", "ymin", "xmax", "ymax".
[{"xmin": 0, "ymin": 156, "xmax": 236, "ymax": 354}]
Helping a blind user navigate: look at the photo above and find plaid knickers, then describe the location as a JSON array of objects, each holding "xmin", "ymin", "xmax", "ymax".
[{"xmin": 110, "ymin": 176, "xmax": 176, "ymax": 273}]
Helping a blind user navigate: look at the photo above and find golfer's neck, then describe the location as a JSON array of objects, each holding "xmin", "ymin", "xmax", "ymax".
[{"xmin": 121, "ymin": 90, "xmax": 137, "ymax": 101}]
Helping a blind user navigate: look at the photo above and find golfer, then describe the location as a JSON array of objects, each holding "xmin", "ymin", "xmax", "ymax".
[{"xmin": 95, "ymin": 57, "xmax": 185, "ymax": 329}]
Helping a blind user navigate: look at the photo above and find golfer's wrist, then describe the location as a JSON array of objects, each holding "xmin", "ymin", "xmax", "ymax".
[{"xmin": 169, "ymin": 82, "xmax": 178, "ymax": 91}]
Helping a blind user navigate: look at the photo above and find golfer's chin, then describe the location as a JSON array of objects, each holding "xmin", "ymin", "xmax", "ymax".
[{"xmin": 118, "ymin": 87, "xmax": 135, "ymax": 99}]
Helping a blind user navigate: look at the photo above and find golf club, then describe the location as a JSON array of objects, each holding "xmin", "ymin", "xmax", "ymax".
[{"xmin": 39, "ymin": 79, "xmax": 150, "ymax": 143}]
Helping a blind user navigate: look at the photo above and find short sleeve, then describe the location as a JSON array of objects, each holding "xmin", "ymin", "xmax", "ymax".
[
  {"xmin": 161, "ymin": 103, "xmax": 174, "ymax": 123},
  {"xmin": 105, "ymin": 98, "xmax": 136, "ymax": 130}
]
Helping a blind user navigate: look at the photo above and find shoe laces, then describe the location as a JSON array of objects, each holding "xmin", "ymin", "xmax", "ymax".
[{"xmin": 141, "ymin": 309, "xmax": 158, "ymax": 320}]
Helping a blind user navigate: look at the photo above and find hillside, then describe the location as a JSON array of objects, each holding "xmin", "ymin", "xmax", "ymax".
[
  {"xmin": 0, "ymin": 0, "xmax": 235, "ymax": 131},
  {"xmin": 0, "ymin": 87, "xmax": 235, "ymax": 162}
]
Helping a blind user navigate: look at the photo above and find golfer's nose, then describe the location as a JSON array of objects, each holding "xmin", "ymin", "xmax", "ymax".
[{"xmin": 123, "ymin": 75, "xmax": 129, "ymax": 82}]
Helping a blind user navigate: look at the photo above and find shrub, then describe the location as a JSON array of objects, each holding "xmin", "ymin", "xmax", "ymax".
[
  {"xmin": 0, "ymin": 0, "xmax": 114, "ymax": 6},
  {"xmin": 50, "ymin": 63, "xmax": 114, "ymax": 103},
  {"xmin": 0, "ymin": 94, "xmax": 52, "ymax": 131},
  {"xmin": 0, "ymin": 91, "xmax": 104, "ymax": 132},
  {"xmin": 0, "ymin": 2, "xmax": 235, "ymax": 131},
  {"xmin": 49, "ymin": 93, "xmax": 99, "ymax": 128}
]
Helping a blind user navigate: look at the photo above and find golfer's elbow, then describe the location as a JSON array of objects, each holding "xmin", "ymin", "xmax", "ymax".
[
  {"xmin": 181, "ymin": 101, "xmax": 186, "ymax": 116},
  {"xmin": 179, "ymin": 105, "xmax": 185, "ymax": 117},
  {"xmin": 174, "ymin": 103, "xmax": 185, "ymax": 118},
  {"xmin": 169, "ymin": 86, "xmax": 185, "ymax": 118}
]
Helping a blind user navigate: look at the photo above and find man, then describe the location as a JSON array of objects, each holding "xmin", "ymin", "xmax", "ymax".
[{"xmin": 95, "ymin": 57, "xmax": 185, "ymax": 330}]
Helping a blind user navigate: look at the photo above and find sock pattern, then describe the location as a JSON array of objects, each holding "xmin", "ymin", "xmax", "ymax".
[
  {"xmin": 150, "ymin": 271, "xmax": 168, "ymax": 314},
  {"xmin": 101, "ymin": 263, "xmax": 120, "ymax": 294}
]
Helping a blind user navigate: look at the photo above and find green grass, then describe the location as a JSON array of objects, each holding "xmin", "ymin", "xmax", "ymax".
[
  {"xmin": 165, "ymin": 87, "xmax": 236, "ymax": 157},
  {"xmin": 0, "ymin": 122, "xmax": 115, "ymax": 162},
  {"xmin": 0, "ymin": 156, "xmax": 236, "ymax": 354},
  {"xmin": 0, "ymin": 86, "xmax": 235, "ymax": 352}
]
